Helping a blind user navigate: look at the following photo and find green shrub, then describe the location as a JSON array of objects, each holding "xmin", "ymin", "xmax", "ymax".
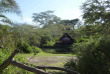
[
  {"xmin": 77, "ymin": 37, "xmax": 110, "ymax": 74},
  {"xmin": 73, "ymin": 38, "xmax": 79, "ymax": 43},
  {"xmin": 17, "ymin": 42, "xmax": 33, "ymax": 53},
  {"xmin": 31, "ymin": 46, "xmax": 42, "ymax": 54},
  {"xmin": 64, "ymin": 58, "xmax": 77, "ymax": 71},
  {"xmin": 79, "ymin": 38, "xmax": 88, "ymax": 42},
  {"xmin": 42, "ymin": 48, "xmax": 56, "ymax": 53},
  {"xmin": 45, "ymin": 41, "xmax": 55, "ymax": 46},
  {"xmin": 72, "ymin": 42, "xmax": 88, "ymax": 54},
  {"xmin": 65, "ymin": 36, "xmax": 110, "ymax": 74},
  {"xmin": 40, "ymin": 35, "xmax": 54, "ymax": 47}
]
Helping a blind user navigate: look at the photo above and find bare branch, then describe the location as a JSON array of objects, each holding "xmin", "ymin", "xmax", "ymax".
[
  {"xmin": 11, "ymin": 60, "xmax": 48, "ymax": 74},
  {"xmin": 0, "ymin": 50, "xmax": 19, "ymax": 71},
  {"xmin": 36, "ymin": 66, "xmax": 78, "ymax": 74}
]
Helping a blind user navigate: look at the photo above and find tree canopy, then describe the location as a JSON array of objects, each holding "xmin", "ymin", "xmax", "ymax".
[
  {"xmin": 0, "ymin": 0, "xmax": 21, "ymax": 25},
  {"xmin": 82, "ymin": 0, "xmax": 110, "ymax": 25},
  {"xmin": 32, "ymin": 10, "xmax": 60, "ymax": 27}
]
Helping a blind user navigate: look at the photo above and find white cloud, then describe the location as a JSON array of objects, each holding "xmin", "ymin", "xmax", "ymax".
[
  {"xmin": 23, "ymin": 17, "xmax": 33, "ymax": 24},
  {"xmin": 55, "ymin": 8, "xmax": 83, "ymax": 20}
]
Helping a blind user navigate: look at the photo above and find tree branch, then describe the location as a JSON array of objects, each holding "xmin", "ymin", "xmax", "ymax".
[
  {"xmin": 0, "ymin": 50, "xmax": 19, "ymax": 71},
  {"xmin": 11, "ymin": 60, "xmax": 48, "ymax": 74},
  {"xmin": 36, "ymin": 66, "xmax": 78, "ymax": 74}
]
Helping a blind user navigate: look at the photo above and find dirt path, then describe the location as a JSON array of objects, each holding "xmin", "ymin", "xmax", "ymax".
[{"xmin": 27, "ymin": 56, "xmax": 77, "ymax": 67}]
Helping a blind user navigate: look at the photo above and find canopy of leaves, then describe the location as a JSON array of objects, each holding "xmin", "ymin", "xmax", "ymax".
[
  {"xmin": 60, "ymin": 19, "xmax": 79, "ymax": 26},
  {"xmin": 0, "ymin": 0, "xmax": 21, "ymax": 25},
  {"xmin": 32, "ymin": 10, "xmax": 61, "ymax": 27},
  {"xmin": 82, "ymin": 0, "xmax": 110, "ymax": 25}
]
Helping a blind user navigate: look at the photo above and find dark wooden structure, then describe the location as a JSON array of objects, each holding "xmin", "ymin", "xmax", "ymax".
[{"xmin": 56, "ymin": 33, "xmax": 74, "ymax": 45}]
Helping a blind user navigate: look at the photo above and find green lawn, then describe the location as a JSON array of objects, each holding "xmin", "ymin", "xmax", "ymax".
[
  {"xmin": 14, "ymin": 52, "xmax": 76, "ymax": 73},
  {"xmin": 17, "ymin": 52, "xmax": 75, "ymax": 57},
  {"xmin": 16, "ymin": 52, "xmax": 76, "ymax": 67}
]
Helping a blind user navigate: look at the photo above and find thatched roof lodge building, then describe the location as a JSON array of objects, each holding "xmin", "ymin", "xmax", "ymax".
[{"xmin": 55, "ymin": 33, "xmax": 74, "ymax": 46}]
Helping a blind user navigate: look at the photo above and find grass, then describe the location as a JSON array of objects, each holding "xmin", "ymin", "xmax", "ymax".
[
  {"xmin": 1, "ymin": 52, "xmax": 74, "ymax": 74},
  {"xmin": 17, "ymin": 52, "xmax": 76, "ymax": 57},
  {"xmin": 16, "ymin": 52, "xmax": 76, "ymax": 67},
  {"xmin": 15, "ymin": 52, "xmax": 76, "ymax": 73}
]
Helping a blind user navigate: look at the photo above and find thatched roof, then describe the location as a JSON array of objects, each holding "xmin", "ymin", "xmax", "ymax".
[{"xmin": 59, "ymin": 33, "xmax": 74, "ymax": 45}]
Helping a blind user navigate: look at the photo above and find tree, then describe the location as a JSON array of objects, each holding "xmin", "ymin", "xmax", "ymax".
[
  {"xmin": 60, "ymin": 19, "xmax": 79, "ymax": 26},
  {"xmin": 82, "ymin": 0, "xmax": 110, "ymax": 25},
  {"xmin": 0, "ymin": 0, "xmax": 21, "ymax": 49},
  {"xmin": 32, "ymin": 10, "xmax": 61, "ymax": 27},
  {"xmin": 0, "ymin": 0, "xmax": 21, "ymax": 25}
]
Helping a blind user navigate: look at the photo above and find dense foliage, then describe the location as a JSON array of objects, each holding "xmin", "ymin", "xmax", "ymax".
[
  {"xmin": 64, "ymin": 0, "xmax": 110, "ymax": 74},
  {"xmin": 0, "ymin": 0, "xmax": 21, "ymax": 25},
  {"xmin": 1, "ymin": 0, "xmax": 110, "ymax": 74}
]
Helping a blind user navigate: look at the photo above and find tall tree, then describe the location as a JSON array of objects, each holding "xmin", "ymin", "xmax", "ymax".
[
  {"xmin": 60, "ymin": 19, "xmax": 79, "ymax": 26},
  {"xmin": 0, "ymin": 0, "xmax": 21, "ymax": 49},
  {"xmin": 82, "ymin": 0, "xmax": 110, "ymax": 25},
  {"xmin": 32, "ymin": 10, "xmax": 60, "ymax": 27}
]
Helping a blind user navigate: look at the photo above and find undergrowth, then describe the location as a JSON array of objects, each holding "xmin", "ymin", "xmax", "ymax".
[{"xmin": 0, "ymin": 49, "xmax": 34, "ymax": 74}]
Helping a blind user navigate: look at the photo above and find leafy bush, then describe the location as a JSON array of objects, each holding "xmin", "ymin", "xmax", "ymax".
[
  {"xmin": 45, "ymin": 41, "xmax": 55, "ymax": 46},
  {"xmin": 64, "ymin": 58, "xmax": 77, "ymax": 71},
  {"xmin": 31, "ymin": 46, "xmax": 42, "ymax": 54},
  {"xmin": 73, "ymin": 38, "xmax": 79, "ymax": 43},
  {"xmin": 42, "ymin": 48, "xmax": 56, "ymax": 53},
  {"xmin": 79, "ymin": 38, "xmax": 88, "ymax": 42},
  {"xmin": 64, "ymin": 36, "xmax": 110, "ymax": 74},
  {"xmin": 77, "ymin": 37, "xmax": 110, "ymax": 74},
  {"xmin": 40, "ymin": 35, "xmax": 54, "ymax": 47},
  {"xmin": 17, "ymin": 42, "xmax": 33, "ymax": 53},
  {"xmin": 72, "ymin": 42, "xmax": 88, "ymax": 54}
]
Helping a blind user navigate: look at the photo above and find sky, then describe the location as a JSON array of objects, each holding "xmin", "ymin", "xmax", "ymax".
[{"xmin": 7, "ymin": 0, "xmax": 86, "ymax": 25}]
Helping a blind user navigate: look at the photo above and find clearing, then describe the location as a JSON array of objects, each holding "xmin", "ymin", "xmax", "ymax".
[{"xmin": 17, "ymin": 52, "xmax": 76, "ymax": 67}]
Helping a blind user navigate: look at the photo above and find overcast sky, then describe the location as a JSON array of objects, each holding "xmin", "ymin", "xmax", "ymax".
[{"xmin": 7, "ymin": 0, "xmax": 86, "ymax": 24}]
